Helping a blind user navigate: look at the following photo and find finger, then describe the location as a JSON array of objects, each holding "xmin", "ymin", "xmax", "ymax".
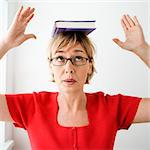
[
  {"xmin": 121, "ymin": 19, "xmax": 127, "ymax": 33},
  {"xmin": 14, "ymin": 6, "xmax": 23, "ymax": 21},
  {"xmin": 122, "ymin": 15, "xmax": 131, "ymax": 29},
  {"xmin": 24, "ymin": 34, "xmax": 37, "ymax": 41},
  {"xmin": 25, "ymin": 7, "xmax": 35, "ymax": 19},
  {"xmin": 26, "ymin": 13, "xmax": 34, "ymax": 23},
  {"xmin": 29, "ymin": 8, "xmax": 35, "ymax": 14},
  {"xmin": 126, "ymin": 14, "xmax": 135, "ymax": 27},
  {"xmin": 20, "ymin": 7, "xmax": 32, "ymax": 20},
  {"xmin": 133, "ymin": 16, "xmax": 140, "ymax": 26},
  {"xmin": 112, "ymin": 38, "xmax": 124, "ymax": 48}
]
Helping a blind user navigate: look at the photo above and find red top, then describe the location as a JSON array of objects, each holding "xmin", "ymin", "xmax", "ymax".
[{"xmin": 6, "ymin": 91, "xmax": 141, "ymax": 150}]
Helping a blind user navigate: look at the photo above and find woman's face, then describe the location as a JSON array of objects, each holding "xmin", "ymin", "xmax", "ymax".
[{"xmin": 50, "ymin": 43, "xmax": 92, "ymax": 93}]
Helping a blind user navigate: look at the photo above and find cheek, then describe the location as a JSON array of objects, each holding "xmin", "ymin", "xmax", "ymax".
[
  {"xmin": 52, "ymin": 67, "xmax": 63, "ymax": 82},
  {"xmin": 77, "ymin": 69, "xmax": 88, "ymax": 82}
]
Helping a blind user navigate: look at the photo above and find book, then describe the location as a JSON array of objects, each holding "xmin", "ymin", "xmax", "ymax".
[{"xmin": 52, "ymin": 20, "xmax": 96, "ymax": 37}]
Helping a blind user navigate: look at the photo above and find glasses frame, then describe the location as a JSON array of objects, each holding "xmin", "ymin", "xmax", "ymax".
[{"xmin": 49, "ymin": 56, "xmax": 92, "ymax": 66}]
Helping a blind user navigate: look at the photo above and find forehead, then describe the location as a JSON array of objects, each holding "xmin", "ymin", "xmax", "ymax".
[{"xmin": 52, "ymin": 43, "xmax": 87, "ymax": 55}]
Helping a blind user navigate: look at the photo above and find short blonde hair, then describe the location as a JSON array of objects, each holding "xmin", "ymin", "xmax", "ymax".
[{"xmin": 48, "ymin": 31, "xmax": 96, "ymax": 84}]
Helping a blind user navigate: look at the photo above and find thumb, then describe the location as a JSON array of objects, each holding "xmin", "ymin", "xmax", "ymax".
[
  {"xmin": 112, "ymin": 38, "xmax": 124, "ymax": 48},
  {"xmin": 24, "ymin": 34, "xmax": 37, "ymax": 41}
]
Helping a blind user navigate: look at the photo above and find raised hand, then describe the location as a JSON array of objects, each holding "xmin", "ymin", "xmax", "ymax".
[
  {"xmin": 3, "ymin": 6, "xmax": 36, "ymax": 49},
  {"xmin": 113, "ymin": 15, "xmax": 147, "ymax": 53}
]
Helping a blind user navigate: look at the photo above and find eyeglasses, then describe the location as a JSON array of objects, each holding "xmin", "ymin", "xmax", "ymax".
[{"xmin": 49, "ymin": 56, "xmax": 92, "ymax": 66}]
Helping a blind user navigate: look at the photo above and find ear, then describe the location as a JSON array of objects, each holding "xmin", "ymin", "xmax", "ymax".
[
  {"xmin": 48, "ymin": 60, "xmax": 54, "ymax": 75},
  {"xmin": 49, "ymin": 63, "xmax": 52, "ymax": 69},
  {"xmin": 88, "ymin": 62, "xmax": 92, "ymax": 75},
  {"xmin": 48, "ymin": 58, "xmax": 53, "ymax": 69},
  {"xmin": 49, "ymin": 64, "xmax": 55, "ymax": 82}
]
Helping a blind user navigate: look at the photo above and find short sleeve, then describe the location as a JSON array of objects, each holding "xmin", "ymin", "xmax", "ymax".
[
  {"xmin": 5, "ymin": 93, "xmax": 36, "ymax": 130},
  {"xmin": 105, "ymin": 94, "xmax": 142, "ymax": 130}
]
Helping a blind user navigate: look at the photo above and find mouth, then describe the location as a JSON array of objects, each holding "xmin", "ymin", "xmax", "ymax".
[{"xmin": 63, "ymin": 78, "xmax": 76, "ymax": 85}]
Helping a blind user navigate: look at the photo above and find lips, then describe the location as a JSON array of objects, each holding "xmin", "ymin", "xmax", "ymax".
[
  {"xmin": 63, "ymin": 78, "xmax": 76, "ymax": 85},
  {"xmin": 64, "ymin": 79, "xmax": 76, "ymax": 82}
]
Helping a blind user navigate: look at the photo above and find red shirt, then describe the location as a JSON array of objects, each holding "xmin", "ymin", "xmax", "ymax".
[{"xmin": 6, "ymin": 91, "xmax": 141, "ymax": 150}]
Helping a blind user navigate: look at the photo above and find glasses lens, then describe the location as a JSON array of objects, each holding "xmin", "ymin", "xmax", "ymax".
[
  {"xmin": 52, "ymin": 56, "xmax": 66, "ymax": 66},
  {"xmin": 73, "ymin": 56, "xmax": 87, "ymax": 66},
  {"xmin": 51, "ymin": 56, "xmax": 89, "ymax": 66}
]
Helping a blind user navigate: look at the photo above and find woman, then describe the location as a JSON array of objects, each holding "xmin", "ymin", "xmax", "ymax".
[{"xmin": 0, "ymin": 6, "xmax": 150, "ymax": 150}]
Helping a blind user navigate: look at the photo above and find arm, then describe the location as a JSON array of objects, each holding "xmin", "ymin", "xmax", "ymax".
[
  {"xmin": 133, "ymin": 98, "xmax": 150, "ymax": 123},
  {"xmin": 113, "ymin": 15, "xmax": 150, "ymax": 123},
  {"xmin": 0, "ymin": 6, "xmax": 36, "ymax": 122},
  {"xmin": 0, "ymin": 6, "xmax": 36, "ymax": 59},
  {"xmin": 0, "ymin": 95, "xmax": 13, "ymax": 122},
  {"xmin": 113, "ymin": 15, "xmax": 150, "ymax": 68}
]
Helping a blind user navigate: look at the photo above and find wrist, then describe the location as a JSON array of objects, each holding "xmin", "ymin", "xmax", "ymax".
[
  {"xmin": 0, "ymin": 38, "xmax": 10, "ymax": 59},
  {"xmin": 133, "ymin": 42, "xmax": 150, "ymax": 68},
  {"xmin": 133, "ymin": 42, "xmax": 150, "ymax": 56},
  {"xmin": 2, "ymin": 35, "xmax": 14, "ymax": 51}
]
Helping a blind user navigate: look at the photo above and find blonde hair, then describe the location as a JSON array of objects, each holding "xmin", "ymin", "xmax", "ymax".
[{"xmin": 48, "ymin": 31, "xmax": 96, "ymax": 84}]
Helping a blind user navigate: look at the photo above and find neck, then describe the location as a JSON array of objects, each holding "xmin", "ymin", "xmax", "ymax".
[{"xmin": 57, "ymin": 91, "xmax": 87, "ymax": 113}]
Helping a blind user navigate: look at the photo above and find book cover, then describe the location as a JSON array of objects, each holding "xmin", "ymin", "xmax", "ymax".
[{"xmin": 52, "ymin": 20, "xmax": 96, "ymax": 37}]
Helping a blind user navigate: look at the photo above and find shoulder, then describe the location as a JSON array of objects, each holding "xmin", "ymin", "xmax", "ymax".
[
  {"xmin": 85, "ymin": 91, "xmax": 105, "ymax": 98},
  {"xmin": 32, "ymin": 91, "xmax": 58, "ymax": 103},
  {"xmin": 85, "ymin": 91, "xmax": 106, "ymax": 106},
  {"xmin": 36, "ymin": 91, "xmax": 58, "ymax": 97},
  {"xmin": 85, "ymin": 91, "xmax": 141, "ymax": 103}
]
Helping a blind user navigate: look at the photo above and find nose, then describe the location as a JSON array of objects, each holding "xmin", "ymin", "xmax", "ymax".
[{"xmin": 65, "ymin": 60, "xmax": 75, "ymax": 74}]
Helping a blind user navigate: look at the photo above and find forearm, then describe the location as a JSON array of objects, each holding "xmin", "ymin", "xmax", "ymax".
[
  {"xmin": 0, "ymin": 38, "xmax": 11, "ymax": 60},
  {"xmin": 134, "ymin": 42, "xmax": 150, "ymax": 68}
]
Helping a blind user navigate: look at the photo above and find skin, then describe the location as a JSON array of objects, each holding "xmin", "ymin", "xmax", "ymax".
[
  {"xmin": 50, "ymin": 43, "xmax": 92, "ymax": 115},
  {"xmin": 113, "ymin": 14, "xmax": 150, "ymax": 68},
  {"xmin": 0, "ymin": 6, "xmax": 36, "ymax": 59},
  {"xmin": 113, "ymin": 14, "xmax": 150, "ymax": 123},
  {"xmin": 0, "ymin": 7, "xmax": 149, "ymax": 124}
]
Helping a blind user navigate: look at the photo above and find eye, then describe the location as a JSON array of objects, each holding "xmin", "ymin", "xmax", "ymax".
[
  {"xmin": 74, "ymin": 56, "xmax": 84, "ymax": 62},
  {"xmin": 56, "ymin": 56, "xmax": 65, "ymax": 62}
]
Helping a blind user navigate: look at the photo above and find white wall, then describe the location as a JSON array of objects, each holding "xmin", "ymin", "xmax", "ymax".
[{"xmin": 5, "ymin": 0, "xmax": 150, "ymax": 150}]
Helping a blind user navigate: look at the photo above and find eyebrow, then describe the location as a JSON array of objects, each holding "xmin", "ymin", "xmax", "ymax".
[{"xmin": 56, "ymin": 49, "xmax": 85, "ymax": 54}]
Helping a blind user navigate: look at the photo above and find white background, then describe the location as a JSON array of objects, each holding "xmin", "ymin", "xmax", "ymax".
[{"xmin": 0, "ymin": 0, "xmax": 150, "ymax": 150}]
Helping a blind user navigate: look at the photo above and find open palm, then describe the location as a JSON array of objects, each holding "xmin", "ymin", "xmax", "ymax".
[
  {"xmin": 4, "ymin": 6, "xmax": 36, "ymax": 49},
  {"xmin": 113, "ymin": 15, "xmax": 146, "ymax": 53}
]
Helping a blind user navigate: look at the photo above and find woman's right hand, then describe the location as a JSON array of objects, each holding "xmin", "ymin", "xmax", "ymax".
[{"xmin": 3, "ymin": 6, "xmax": 36, "ymax": 50}]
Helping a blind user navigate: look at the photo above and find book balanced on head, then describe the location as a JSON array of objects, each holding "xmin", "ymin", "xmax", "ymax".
[{"xmin": 52, "ymin": 20, "xmax": 96, "ymax": 37}]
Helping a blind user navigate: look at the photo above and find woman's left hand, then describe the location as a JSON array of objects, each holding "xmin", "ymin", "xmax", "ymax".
[{"xmin": 113, "ymin": 14, "xmax": 147, "ymax": 53}]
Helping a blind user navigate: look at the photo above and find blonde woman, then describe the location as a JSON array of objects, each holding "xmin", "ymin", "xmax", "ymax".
[{"xmin": 0, "ymin": 6, "xmax": 150, "ymax": 150}]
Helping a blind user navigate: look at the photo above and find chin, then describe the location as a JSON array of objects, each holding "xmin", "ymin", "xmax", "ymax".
[{"xmin": 59, "ymin": 85, "xmax": 82, "ymax": 93}]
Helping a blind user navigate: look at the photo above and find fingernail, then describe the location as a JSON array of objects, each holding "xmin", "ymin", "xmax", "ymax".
[{"xmin": 113, "ymin": 39, "xmax": 118, "ymax": 42}]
